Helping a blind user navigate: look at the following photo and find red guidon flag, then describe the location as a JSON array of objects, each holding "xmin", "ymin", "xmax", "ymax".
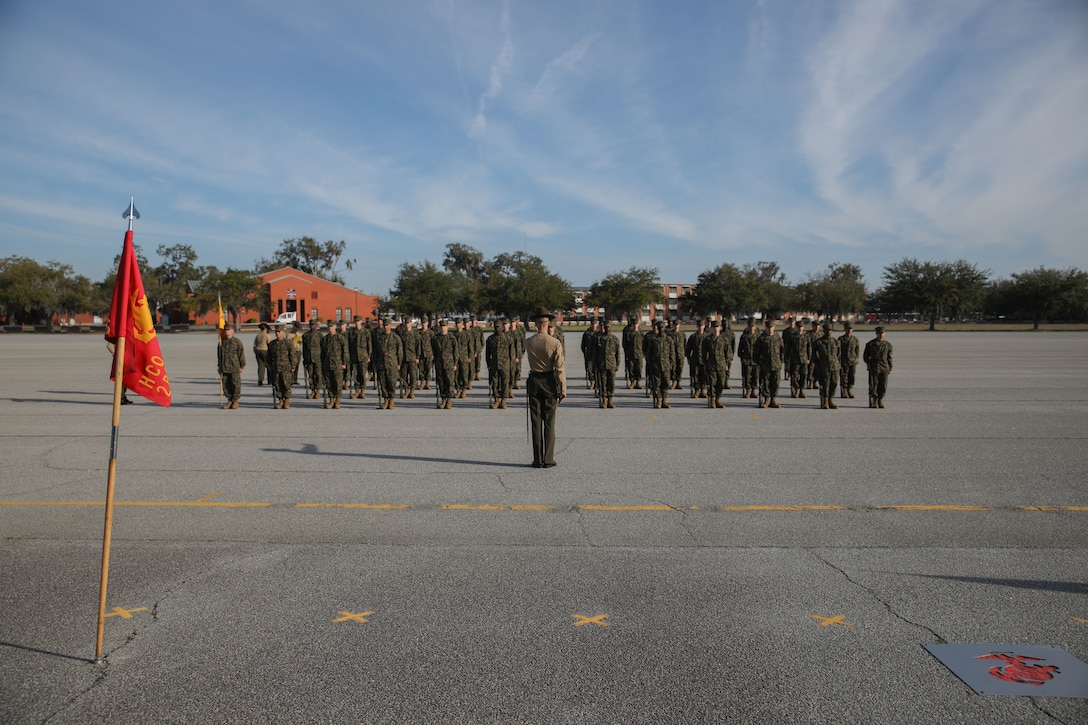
[{"xmin": 105, "ymin": 229, "xmax": 172, "ymax": 407}]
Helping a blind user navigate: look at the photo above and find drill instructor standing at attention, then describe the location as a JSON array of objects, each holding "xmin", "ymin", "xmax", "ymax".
[{"xmin": 526, "ymin": 307, "xmax": 566, "ymax": 468}]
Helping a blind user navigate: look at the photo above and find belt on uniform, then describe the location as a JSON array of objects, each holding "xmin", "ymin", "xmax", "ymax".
[{"xmin": 528, "ymin": 371, "xmax": 555, "ymax": 377}]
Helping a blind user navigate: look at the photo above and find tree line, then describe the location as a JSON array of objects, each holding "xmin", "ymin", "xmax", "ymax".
[{"xmin": 2, "ymin": 238, "xmax": 1085, "ymax": 330}]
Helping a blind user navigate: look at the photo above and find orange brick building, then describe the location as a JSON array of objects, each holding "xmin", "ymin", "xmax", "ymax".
[{"xmin": 262, "ymin": 267, "xmax": 380, "ymax": 324}]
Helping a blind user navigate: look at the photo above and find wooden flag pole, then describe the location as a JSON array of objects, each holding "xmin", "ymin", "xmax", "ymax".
[{"xmin": 95, "ymin": 335, "xmax": 127, "ymax": 664}]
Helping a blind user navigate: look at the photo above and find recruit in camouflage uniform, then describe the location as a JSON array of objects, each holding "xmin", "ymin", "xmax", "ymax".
[
  {"xmin": 418, "ymin": 318, "xmax": 434, "ymax": 390},
  {"xmin": 594, "ymin": 320, "xmax": 620, "ymax": 408},
  {"xmin": 787, "ymin": 320, "xmax": 810, "ymax": 399},
  {"xmin": 812, "ymin": 323, "xmax": 841, "ymax": 409},
  {"xmin": 217, "ymin": 327, "xmax": 246, "ymax": 409},
  {"xmin": 667, "ymin": 319, "xmax": 685, "ymax": 390},
  {"xmin": 686, "ymin": 319, "xmax": 707, "ymax": 398},
  {"xmin": 431, "ymin": 319, "xmax": 458, "ymax": 409},
  {"xmin": 373, "ymin": 319, "xmax": 404, "ymax": 409},
  {"xmin": 753, "ymin": 320, "xmax": 783, "ymax": 408},
  {"xmin": 471, "ymin": 316, "xmax": 485, "ymax": 381},
  {"xmin": 301, "ymin": 320, "xmax": 323, "ymax": 399},
  {"xmin": 804, "ymin": 320, "xmax": 820, "ymax": 390},
  {"xmin": 452, "ymin": 319, "xmax": 473, "ymax": 398},
  {"xmin": 645, "ymin": 320, "xmax": 676, "ymax": 408},
  {"xmin": 702, "ymin": 321, "xmax": 730, "ymax": 408},
  {"xmin": 397, "ymin": 319, "xmax": 422, "ymax": 399},
  {"xmin": 267, "ymin": 326, "xmax": 293, "ymax": 409},
  {"xmin": 838, "ymin": 321, "xmax": 859, "ymax": 399},
  {"xmin": 320, "ymin": 321, "xmax": 348, "ymax": 409},
  {"xmin": 737, "ymin": 317, "xmax": 758, "ymax": 398},
  {"xmin": 581, "ymin": 320, "xmax": 598, "ymax": 390},
  {"xmin": 510, "ymin": 316, "xmax": 525, "ymax": 389},
  {"xmin": 348, "ymin": 316, "xmax": 371, "ymax": 399},
  {"xmin": 622, "ymin": 319, "xmax": 644, "ymax": 389},
  {"xmin": 485, "ymin": 319, "xmax": 514, "ymax": 409},
  {"xmin": 863, "ymin": 326, "xmax": 893, "ymax": 409}
]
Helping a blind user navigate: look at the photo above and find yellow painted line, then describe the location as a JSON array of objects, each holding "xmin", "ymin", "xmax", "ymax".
[
  {"xmin": 579, "ymin": 505, "xmax": 675, "ymax": 511},
  {"xmin": 333, "ymin": 610, "xmax": 374, "ymax": 623},
  {"xmin": 874, "ymin": 505, "xmax": 993, "ymax": 511},
  {"xmin": 0, "ymin": 500, "xmax": 271, "ymax": 508},
  {"xmin": 104, "ymin": 606, "xmax": 147, "ymax": 619},
  {"xmin": 719, "ymin": 505, "xmax": 846, "ymax": 511},
  {"xmin": 572, "ymin": 613, "xmax": 609, "ymax": 627},
  {"xmin": 297, "ymin": 503, "xmax": 411, "ymax": 510}
]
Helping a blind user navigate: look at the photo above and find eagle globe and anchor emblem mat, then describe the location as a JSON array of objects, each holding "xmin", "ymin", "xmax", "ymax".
[{"xmin": 923, "ymin": 643, "xmax": 1088, "ymax": 697}]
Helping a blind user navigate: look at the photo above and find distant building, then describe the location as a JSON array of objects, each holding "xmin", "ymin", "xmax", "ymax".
[{"xmin": 261, "ymin": 267, "xmax": 379, "ymax": 324}]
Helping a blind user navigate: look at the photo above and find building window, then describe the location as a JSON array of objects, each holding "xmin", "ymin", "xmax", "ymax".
[
  {"xmin": 345, "ymin": 308, "xmax": 352, "ymax": 321},
  {"xmin": 311, "ymin": 291, "xmax": 318, "ymax": 300},
  {"xmin": 311, "ymin": 308, "xmax": 318, "ymax": 321},
  {"xmin": 335, "ymin": 308, "xmax": 342, "ymax": 321}
]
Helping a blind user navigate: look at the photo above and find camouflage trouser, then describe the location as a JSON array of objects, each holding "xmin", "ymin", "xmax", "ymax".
[
  {"xmin": 741, "ymin": 359, "xmax": 757, "ymax": 393},
  {"xmin": 839, "ymin": 364, "xmax": 856, "ymax": 393},
  {"xmin": 221, "ymin": 372, "xmax": 242, "ymax": 402},
  {"xmin": 305, "ymin": 362, "xmax": 322, "ymax": 396},
  {"xmin": 868, "ymin": 370, "xmax": 889, "ymax": 403},
  {"xmin": 760, "ymin": 367, "xmax": 780, "ymax": 402},
  {"xmin": 789, "ymin": 360, "xmax": 807, "ymax": 395},
  {"xmin": 272, "ymin": 370, "xmax": 292, "ymax": 402},
  {"xmin": 352, "ymin": 362, "xmax": 367, "ymax": 391},
  {"xmin": 595, "ymin": 369, "xmax": 616, "ymax": 399},
  {"xmin": 649, "ymin": 364, "xmax": 670, "ymax": 401},
  {"xmin": 420, "ymin": 356, "xmax": 433, "ymax": 384},
  {"xmin": 324, "ymin": 367, "xmax": 344, "ymax": 398},
  {"xmin": 400, "ymin": 359, "xmax": 418, "ymax": 394},
  {"xmin": 689, "ymin": 360, "xmax": 705, "ymax": 390},
  {"xmin": 706, "ymin": 364, "xmax": 727, "ymax": 400},
  {"xmin": 435, "ymin": 363, "xmax": 456, "ymax": 400},
  {"xmin": 626, "ymin": 355, "xmax": 642, "ymax": 384},
  {"xmin": 489, "ymin": 368, "xmax": 510, "ymax": 402},
  {"xmin": 456, "ymin": 358, "xmax": 472, "ymax": 392},
  {"xmin": 376, "ymin": 365, "xmax": 397, "ymax": 401},
  {"xmin": 815, "ymin": 367, "xmax": 838, "ymax": 400}
]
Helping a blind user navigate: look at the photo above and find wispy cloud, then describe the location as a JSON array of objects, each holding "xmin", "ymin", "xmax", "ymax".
[{"xmin": 470, "ymin": 0, "xmax": 513, "ymax": 137}]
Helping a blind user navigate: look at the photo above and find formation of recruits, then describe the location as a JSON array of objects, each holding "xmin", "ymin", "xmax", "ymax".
[{"xmin": 217, "ymin": 314, "xmax": 893, "ymax": 411}]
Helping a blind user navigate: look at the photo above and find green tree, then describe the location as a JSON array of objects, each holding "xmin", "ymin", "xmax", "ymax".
[
  {"xmin": 1006, "ymin": 267, "xmax": 1088, "ymax": 329},
  {"xmin": 875, "ymin": 258, "xmax": 989, "ymax": 330},
  {"xmin": 0, "ymin": 256, "xmax": 91, "ymax": 325},
  {"xmin": 480, "ymin": 251, "xmax": 573, "ymax": 319},
  {"xmin": 586, "ymin": 267, "xmax": 664, "ymax": 321},
  {"xmin": 685, "ymin": 263, "xmax": 753, "ymax": 319},
  {"xmin": 255, "ymin": 237, "xmax": 355, "ymax": 285},
  {"xmin": 188, "ymin": 266, "xmax": 265, "ymax": 329},
  {"xmin": 795, "ymin": 263, "xmax": 867, "ymax": 319},
  {"xmin": 442, "ymin": 243, "xmax": 489, "ymax": 313},
  {"xmin": 389, "ymin": 260, "xmax": 463, "ymax": 318}
]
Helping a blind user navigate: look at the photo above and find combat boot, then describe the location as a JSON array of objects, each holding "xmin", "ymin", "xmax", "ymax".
[
  {"xmin": 869, "ymin": 396, "xmax": 877, "ymax": 408},
  {"xmin": 445, "ymin": 398, "xmax": 453, "ymax": 409},
  {"xmin": 607, "ymin": 397, "xmax": 614, "ymax": 409},
  {"xmin": 716, "ymin": 398, "xmax": 725, "ymax": 409},
  {"xmin": 222, "ymin": 402, "xmax": 231, "ymax": 409},
  {"xmin": 798, "ymin": 389, "xmax": 806, "ymax": 398},
  {"xmin": 274, "ymin": 400, "xmax": 282, "ymax": 409},
  {"xmin": 489, "ymin": 400, "xmax": 498, "ymax": 409},
  {"xmin": 333, "ymin": 395, "xmax": 341, "ymax": 409},
  {"xmin": 599, "ymin": 398, "xmax": 606, "ymax": 408},
  {"xmin": 847, "ymin": 387, "xmax": 855, "ymax": 399},
  {"xmin": 820, "ymin": 398, "xmax": 828, "ymax": 409},
  {"xmin": 499, "ymin": 398, "xmax": 507, "ymax": 409},
  {"xmin": 388, "ymin": 400, "xmax": 394, "ymax": 409},
  {"xmin": 760, "ymin": 398, "xmax": 769, "ymax": 409},
  {"xmin": 877, "ymin": 399, "xmax": 885, "ymax": 408},
  {"xmin": 828, "ymin": 399, "xmax": 838, "ymax": 409},
  {"xmin": 283, "ymin": 399, "xmax": 290, "ymax": 409},
  {"xmin": 769, "ymin": 398, "xmax": 780, "ymax": 408},
  {"xmin": 653, "ymin": 399, "xmax": 660, "ymax": 409}
]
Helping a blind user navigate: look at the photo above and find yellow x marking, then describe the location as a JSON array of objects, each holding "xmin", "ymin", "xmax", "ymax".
[
  {"xmin": 811, "ymin": 614, "xmax": 853, "ymax": 627},
  {"xmin": 572, "ymin": 613, "xmax": 609, "ymax": 627},
  {"xmin": 104, "ymin": 606, "xmax": 147, "ymax": 619},
  {"xmin": 333, "ymin": 611, "xmax": 375, "ymax": 623},
  {"xmin": 1071, "ymin": 617, "xmax": 1088, "ymax": 626}
]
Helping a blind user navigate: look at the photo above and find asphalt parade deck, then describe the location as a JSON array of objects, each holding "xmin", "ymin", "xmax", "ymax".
[{"xmin": 2, "ymin": 330, "xmax": 1086, "ymax": 723}]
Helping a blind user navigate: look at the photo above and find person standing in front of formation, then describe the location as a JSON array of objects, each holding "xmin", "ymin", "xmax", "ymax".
[
  {"xmin": 397, "ymin": 318, "xmax": 422, "ymax": 399},
  {"xmin": 702, "ymin": 321, "xmax": 729, "ymax": 409},
  {"xmin": 812, "ymin": 323, "xmax": 841, "ymax": 409},
  {"xmin": 838, "ymin": 321, "xmax": 859, "ymax": 399},
  {"xmin": 253, "ymin": 323, "xmax": 270, "ymax": 386},
  {"xmin": 267, "ymin": 325, "xmax": 293, "ymax": 409},
  {"xmin": 348, "ymin": 316, "xmax": 371, "ymax": 399},
  {"xmin": 753, "ymin": 320, "xmax": 783, "ymax": 408},
  {"xmin": 431, "ymin": 319, "xmax": 458, "ymax": 409},
  {"xmin": 526, "ymin": 307, "xmax": 566, "ymax": 468},
  {"xmin": 863, "ymin": 326, "xmax": 893, "ymax": 408},
  {"xmin": 374, "ymin": 318, "xmax": 404, "ymax": 409},
  {"xmin": 218, "ymin": 326, "xmax": 245, "ymax": 409},
  {"xmin": 787, "ymin": 319, "xmax": 810, "ymax": 399},
  {"xmin": 645, "ymin": 320, "xmax": 676, "ymax": 408},
  {"xmin": 737, "ymin": 318, "xmax": 758, "ymax": 399},
  {"xmin": 485, "ymin": 318, "xmax": 512, "ymax": 409},
  {"xmin": 595, "ymin": 320, "xmax": 620, "ymax": 408},
  {"xmin": 321, "ymin": 320, "xmax": 348, "ymax": 409}
]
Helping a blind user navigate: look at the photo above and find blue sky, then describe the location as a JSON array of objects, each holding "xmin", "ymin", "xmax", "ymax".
[{"xmin": 1, "ymin": 0, "xmax": 1086, "ymax": 297}]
